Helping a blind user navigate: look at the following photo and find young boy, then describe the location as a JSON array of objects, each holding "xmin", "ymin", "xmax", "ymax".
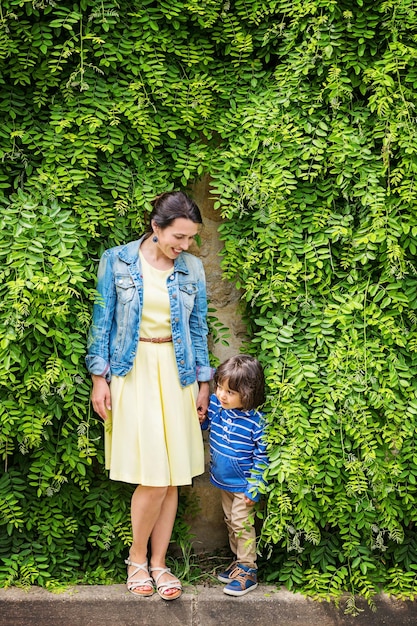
[{"xmin": 201, "ymin": 354, "xmax": 268, "ymax": 596}]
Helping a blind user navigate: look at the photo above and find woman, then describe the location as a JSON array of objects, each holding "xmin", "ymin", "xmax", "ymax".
[{"xmin": 85, "ymin": 191, "xmax": 213, "ymax": 600}]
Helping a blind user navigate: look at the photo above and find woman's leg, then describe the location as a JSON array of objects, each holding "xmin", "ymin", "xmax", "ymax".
[
  {"xmin": 128, "ymin": 485, "xmax": 180, "ymax": 597},
  {"xmin": 149, "ymin": 486, "xmax": 181, "ymax": 598},
  {"xmin": 149, "ymin": 486, "xmax": 178, "ymax": 565},
  {"xmin": 128, "ymin": 485, "xmax": 171, "ymax": 592}
]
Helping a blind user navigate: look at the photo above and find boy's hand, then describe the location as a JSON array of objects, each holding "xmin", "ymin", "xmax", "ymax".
[{"xmin": 244, "ymin": 495, "xmax": 255, "ymax": 505}]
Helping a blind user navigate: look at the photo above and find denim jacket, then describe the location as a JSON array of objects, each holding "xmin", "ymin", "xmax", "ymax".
[{"xmin": 85, "ymin": 236, "xmax": 213, "ymax": 386}]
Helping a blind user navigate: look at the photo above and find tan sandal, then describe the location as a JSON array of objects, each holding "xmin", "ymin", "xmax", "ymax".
[
  {"xmin": 150, "ymin": 566, "xmax": 182, "ymax": 601},
  {"xmin": 125, "ymin": 559, "xmax": 154, "ymax": 597}
]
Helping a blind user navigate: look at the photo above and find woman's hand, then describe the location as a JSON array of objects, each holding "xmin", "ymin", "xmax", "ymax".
[
  {"xmin": 91, "ymin": 375, "xmax": 111, "ymax": 421},
  {"xmin": 196, "ymin": 381, "xmax": 209, "ymax": 423}
]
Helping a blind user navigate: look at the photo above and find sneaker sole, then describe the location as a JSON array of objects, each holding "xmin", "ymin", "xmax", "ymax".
[
  {"xmin": 223, "ymin": 582, "xmax": 258, "ymax": 597},
  {"xmin": 217, "ymin": 574, "xmax": 232, "ymax": 583}
]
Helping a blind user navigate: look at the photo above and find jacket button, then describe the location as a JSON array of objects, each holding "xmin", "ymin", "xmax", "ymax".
[{"xmin": 177, "ymin": 338, "xmax": 181, "ymax": 343}]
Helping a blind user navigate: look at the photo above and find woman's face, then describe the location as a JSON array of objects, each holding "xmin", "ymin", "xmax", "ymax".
[{"xmin": 153, "ymin": 218, "xmax": 199, "ymax": 260}]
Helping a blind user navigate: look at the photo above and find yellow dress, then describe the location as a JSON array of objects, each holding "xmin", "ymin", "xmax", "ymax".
[{"xmin": 104, "ymin": 249, "xmax": 205, "ymax": 486}]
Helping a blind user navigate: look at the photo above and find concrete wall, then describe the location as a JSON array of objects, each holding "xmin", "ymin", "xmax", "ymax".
[
  {"xmin": 192, "ymin": 175, "xmax": 248, "ymax": 363},
  {"xmin": 181, "ymin": 177, "xmax": 248, "ymax": 554}
]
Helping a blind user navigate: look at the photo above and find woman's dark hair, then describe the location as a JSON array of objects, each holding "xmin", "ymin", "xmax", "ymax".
[
  {"xmin": 214, "ymin": 354, "xmax": 265, "ymax": 411},
  {"xmin": 148, "ymin": 191, "xmax": 202, "ymax": 232}
]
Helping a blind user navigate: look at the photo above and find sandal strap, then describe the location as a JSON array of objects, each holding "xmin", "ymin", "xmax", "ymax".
[
  {"xmin": 150, "ymin": 567, "xmax": 182, "ymax": 591},
  {"xmin": 125, "ymin": 558, "xmax": 148, "ymax": 569},
  {"xmin": 125, "ymin": 559, "xmax": 153, "ymax": 589}
]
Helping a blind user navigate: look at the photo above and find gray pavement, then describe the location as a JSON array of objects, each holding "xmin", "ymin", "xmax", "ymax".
[{"xmin": 0, "ymin": 584, "xmax": 416, "ymax": 626}]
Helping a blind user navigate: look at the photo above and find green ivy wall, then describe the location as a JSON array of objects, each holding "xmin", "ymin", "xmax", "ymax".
[{"xmin": 1, "ymin": 0, "xmax": 417, "ymax": 609}]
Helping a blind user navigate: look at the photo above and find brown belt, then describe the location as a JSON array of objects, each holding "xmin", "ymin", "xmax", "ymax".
[{"xmin": 139, "ymin": 336, "xmax": 172, "ymax": 343}]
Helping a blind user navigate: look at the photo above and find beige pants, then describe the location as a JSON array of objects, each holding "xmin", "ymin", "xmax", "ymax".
[{"xmin": 221, "ymin": 490, "xmax": 257, "ymax": 569}]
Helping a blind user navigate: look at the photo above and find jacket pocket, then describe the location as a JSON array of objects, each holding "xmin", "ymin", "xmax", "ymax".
[
  {"xmin": 179, "ymin": 282, "xmax": 198, "ymax": 311},
  {"xmin": 115, "ymin": 274, "xmax": 135, "ymax": 304}
]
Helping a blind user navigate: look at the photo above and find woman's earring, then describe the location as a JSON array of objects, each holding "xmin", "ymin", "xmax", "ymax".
[{"xmin": 152, "ymin": 235, "xmax": 158, "ymax": 243}]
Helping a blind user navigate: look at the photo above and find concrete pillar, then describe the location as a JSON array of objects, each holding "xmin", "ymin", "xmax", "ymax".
[{"xmin": 179, "ymin": 177, "xmax": 247, "ymax": 553}]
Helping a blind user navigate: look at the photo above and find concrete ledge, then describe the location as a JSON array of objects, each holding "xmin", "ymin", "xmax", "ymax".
[{"xmin": 0, "ymin": 584, "xmax": 416, "ymax": 626}]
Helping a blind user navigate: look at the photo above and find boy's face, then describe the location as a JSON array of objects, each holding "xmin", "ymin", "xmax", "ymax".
[{"xmin": 215, "ymin": 378, "xmax": 243, "ymax": 410}]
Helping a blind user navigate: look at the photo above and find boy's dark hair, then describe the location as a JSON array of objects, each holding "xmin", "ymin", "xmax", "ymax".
[{"xmin": 214, "ymin": 354, "xmax": 265, "ymax": 411}]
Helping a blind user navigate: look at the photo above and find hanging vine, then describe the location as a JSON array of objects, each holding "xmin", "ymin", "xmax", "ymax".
[{"xmin": 1, "ymin": 0, "xmax": 417, "ymax": 608}]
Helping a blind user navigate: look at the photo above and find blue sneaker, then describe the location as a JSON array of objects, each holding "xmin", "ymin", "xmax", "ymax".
[
  {"xmin": 223, "ymin": 564, "xmax": 258, "ymax": 596},
  {"xmin": 217, "ymin": 560, "xmax": 238, "ymax": 583}
]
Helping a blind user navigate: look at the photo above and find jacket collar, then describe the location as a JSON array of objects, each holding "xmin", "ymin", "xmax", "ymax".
[{"xmin": 117, "ymin": 236, "xmax": 190, "ymax": 274}]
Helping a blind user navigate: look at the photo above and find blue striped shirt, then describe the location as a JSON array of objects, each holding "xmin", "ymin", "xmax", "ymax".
[{"xmin": 202, "ymin": 394, "xmax": 268, "ymax": 501}]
